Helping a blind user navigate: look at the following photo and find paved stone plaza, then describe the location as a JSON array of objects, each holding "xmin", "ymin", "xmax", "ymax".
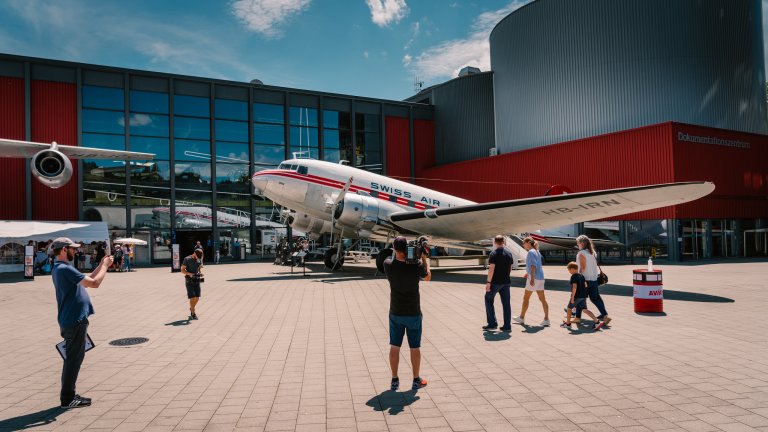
[{"xmin": 0, "ymin": 258, "xmax": 767, "ymax": 432}]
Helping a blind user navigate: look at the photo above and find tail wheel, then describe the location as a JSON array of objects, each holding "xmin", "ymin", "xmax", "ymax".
[
  {"xmin": 376, "ymin": 248, "xmax": 392, "ymax": 273},
  {"xmin": 324, "ymin": 247, "xmax": 345, "ymax": 270}
]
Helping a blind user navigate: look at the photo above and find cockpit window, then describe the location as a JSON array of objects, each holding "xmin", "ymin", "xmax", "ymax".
[
  {"xmin": 289, "ymin": 164, "xmax": 298, "ymax": 171},
  {"xmin": 277, "ymin": 163, "xmax": 287, "ymax": 170},
  {"xmin": 297, "ymin": 166, "xmax": 308, "ymax": 175}
]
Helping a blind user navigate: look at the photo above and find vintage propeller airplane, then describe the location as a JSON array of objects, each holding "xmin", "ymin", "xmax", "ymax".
[{"xmin": 252, "ymin": 157, "xmax": 715, "ymax": 272}]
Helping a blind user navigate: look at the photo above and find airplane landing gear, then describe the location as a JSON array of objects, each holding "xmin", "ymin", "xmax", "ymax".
[
  {"xmin": 324, "ymin": 247, "xmax": 345, "ymax": 270},
  {"xmin": 375, "ymin": 248, "xmax": 392, "ymax": 273}
]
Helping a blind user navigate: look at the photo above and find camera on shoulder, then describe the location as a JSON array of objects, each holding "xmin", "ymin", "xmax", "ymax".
[{"xmin": 405, "ymin": 236, "xmax": 430, "ymax": 265}]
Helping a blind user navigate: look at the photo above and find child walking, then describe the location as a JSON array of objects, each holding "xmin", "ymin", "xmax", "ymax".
[{"xmin": 562, "ymin": 262, "xmax": 604, "ymax": 330}]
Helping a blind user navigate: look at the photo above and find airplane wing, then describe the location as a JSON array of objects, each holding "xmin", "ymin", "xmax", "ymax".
[
  {"xmin": 528, "ymin": 233, "xmax": 623, "ymax": 250},
  {"xmin": 389, "ymin": 182, "xmax": 714, "ymax": 242},
  {"xmin": 0, "ymin": 138, "xmax": 154, "ymax": 160}
]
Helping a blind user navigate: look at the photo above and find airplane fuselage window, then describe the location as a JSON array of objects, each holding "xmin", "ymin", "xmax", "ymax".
[
  {"xmin": 297, "ymin": 166, "xmax": 308, "ymax": 175},
  {"xmin": 289, "ymin": 164, "xmax": 298, "ymax": 171}
]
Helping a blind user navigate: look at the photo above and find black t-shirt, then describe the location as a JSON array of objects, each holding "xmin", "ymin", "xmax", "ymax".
[
  {"xmin": 183, "ymin": 255, "xmax": 202, "ymax": 279},
  {"xmin": 488, "ymin": 247, "xmax": 513, "ymax": 284},
  {"xmin": 383, "ymin": 257, "xmax": 428, "ymax": 316},
  {"xmin": 570, "ymin": 273, "xmax": 587, "ymax": 298}
]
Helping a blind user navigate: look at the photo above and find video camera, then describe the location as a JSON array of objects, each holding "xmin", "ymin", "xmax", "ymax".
[
  {"xmin": 405, "ymin": 236, "xmax": 430, "ymax": 265},
  {"xmin": 193, "ymin": 273, "xmax": 205, "ymax": 283}
]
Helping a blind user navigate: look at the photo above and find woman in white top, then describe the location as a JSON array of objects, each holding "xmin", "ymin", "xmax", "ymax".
[
  {"xmin": 576, "ymin": 235, "xmax": 611, "ymax": 325},
  {"xmin": 512, "ymin": 237, "xmax": 550, "ymax": 327}
]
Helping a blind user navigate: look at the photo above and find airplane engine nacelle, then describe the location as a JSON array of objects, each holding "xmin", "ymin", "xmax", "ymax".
[
  {"xmin": 290, "ymin": 212, "xmax": 333, "ymax": 237},
  {"xmin": 30, "ymin": 148, "xmax": 73, "ymax": 188},
  {"xmin": 334, "ymin": 194, "xmax": 380, "ymax": 232}
]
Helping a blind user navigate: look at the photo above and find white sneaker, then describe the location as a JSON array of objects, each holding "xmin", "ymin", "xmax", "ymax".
[
  {"xmin": 512, "ymin": 316, "xmax": 525, "ymax": 325},
  {"xmin": 540, "ymin": 319, "xmax": 551, "ymax": 327}
]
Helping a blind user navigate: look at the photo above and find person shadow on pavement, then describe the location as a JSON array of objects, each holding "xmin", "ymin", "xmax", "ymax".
[
  {"xmin": 164, "ymin": 319, "xmax": 191, "ymax": 326},
  {"xmin": 0, "ymin": 407, "xmax": 64, "ymax": 430},
  {"xmin": 483, "ymin": 330, "xmax": 511, "ymax": 341},
  {"xmin": 366, "ymin": 389, "xmax": 420, "ymax": 415}
]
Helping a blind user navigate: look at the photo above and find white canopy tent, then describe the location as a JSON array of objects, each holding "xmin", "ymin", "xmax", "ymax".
[{"xmin": 0, "ymin": 221, "xmax": 109, "ymax": 244}]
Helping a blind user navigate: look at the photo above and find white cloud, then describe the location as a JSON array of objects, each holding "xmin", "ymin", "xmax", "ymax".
[
  {"xmin": 410, "ymin": 1, "xmax": 530, "ymax": 82},
  {"xmin": 402, "ymin": 54, "xmax": 412, "ymax": 66},
  {"xmin": 363, "ymin": 50, "xmax": 369, "ymax": 59},
  {"xmin": 231, "ymin": 0, "xmax": 311, "ymax": 38},
  {"xmin": 118, "ymin": 114, "xmax": 153, "ymax": 127},
  {"xmin": 366, "ymin": 0, "xmax": 408, "ymax": 27}
]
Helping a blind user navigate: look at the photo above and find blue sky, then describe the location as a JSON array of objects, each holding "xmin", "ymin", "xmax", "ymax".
[{"xmin": 0, "ymin": 0, "xmax": 766, "ymax": 102}]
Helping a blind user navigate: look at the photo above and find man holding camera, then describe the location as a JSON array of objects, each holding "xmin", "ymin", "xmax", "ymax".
[
  {"xmin": 484, "ymin": 235, "xmax": 514, "ymax": 332},
  {"xmin": 383, "ymin": 236, "xmax": 431, "ymax": 391},
  {"xmin": 51, "ymin": 237, "xmax": 113, "ymax": 408},
  {"xmin": 181, "ymin": 249, "xmax": 204, "ymax": 319}
]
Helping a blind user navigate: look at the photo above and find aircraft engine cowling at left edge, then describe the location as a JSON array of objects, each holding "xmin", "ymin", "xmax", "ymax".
[{"xmin": 30, "ymin": 148, "xmax": 73, "ymax": 188}]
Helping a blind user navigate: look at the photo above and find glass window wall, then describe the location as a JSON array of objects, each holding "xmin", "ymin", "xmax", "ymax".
[
  {"xmin": 174, "ymin": 95, "xmax": 210, "ymax": 117},
  {"xmin": 82, "ymin": 133, "xmax": 124, "ymax": 151},
  {"xmin": 174, "ymin": 117, "xmax": 210, "ymax": 140},
  {"xmin": 82, "ymin": 109, "xmax": 125, "ymax": 134},
  {"xmin": 175, "ymin": 162, "xmax": 212, "ymax": 190},
  {"xmin": 128, "ymin": 114, "xmax": 169, "ymax": 137},
  {"xmin": 83, "ymin": 86, "xmax": 124, "ymax": 110},
  {"xmin": 254, "ymin": 103, "xmax": 284, "ymax": 124},
  {"xmin": 215, "ymin": 99, "xmax": 248, "ymax": 121},
  {"xmin": 130, "ymin": 90, "xmax": 169, "ymax": 114},
  {"xmin": 215, "ymin": 120, "xmax": 248, "ymax": 142},
  {"xmin": 289, "ymin": 107, "xmax": 318, "ymax": 126},
  {"xmin": 175, "ymin": 139, "xmax": 211, "ymax": 162}
]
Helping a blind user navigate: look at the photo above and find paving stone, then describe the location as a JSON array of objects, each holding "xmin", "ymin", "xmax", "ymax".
[{"xmin": 0, "ymin": 261, "xmax": 766, "ymax": 431}]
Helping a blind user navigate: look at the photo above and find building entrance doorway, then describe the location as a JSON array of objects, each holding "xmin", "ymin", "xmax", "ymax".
[{"xmin": 175, "ymin": 230, "xmax": 212, "ymax": 261}]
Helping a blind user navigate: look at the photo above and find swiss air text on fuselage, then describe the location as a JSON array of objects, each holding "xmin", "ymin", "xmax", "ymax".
[{"xmin": 370, "ymin": 182, "xmax": 446, "ymax": 207}]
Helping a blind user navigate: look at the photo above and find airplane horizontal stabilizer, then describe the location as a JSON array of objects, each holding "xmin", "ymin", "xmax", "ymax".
[{"xmin": 389, "ymin": 182, "xmax": 715, "ymax": 242}]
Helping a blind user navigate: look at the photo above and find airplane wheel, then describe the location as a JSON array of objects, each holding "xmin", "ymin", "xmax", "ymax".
[
  {"xmin": 376, "ymin": 248, "xmax": 392, "ymax": 273},
  {"xmin": 324, "ymin": 248, "xmax": 345, "ymax": 270}
]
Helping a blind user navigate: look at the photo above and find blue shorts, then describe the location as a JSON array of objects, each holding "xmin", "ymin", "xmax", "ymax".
[
  {"xmin": 568, "ymin": 298, "xmax": 588, "ymax": 313},
  {"xmin": 389, "ymin": 314, "xmax": 422, "ymax": 348}
]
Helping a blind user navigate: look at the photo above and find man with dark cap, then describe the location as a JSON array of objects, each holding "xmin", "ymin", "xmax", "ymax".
[
  {"xmin": 383, "ymin": 236, "xmax": 431, "ymax": 391},
  {"xmin": 50, "ymin": 237, "xmax": 113, "ymax": 408}
]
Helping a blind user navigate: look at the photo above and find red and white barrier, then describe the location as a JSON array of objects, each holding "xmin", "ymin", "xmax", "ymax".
[{"xmin": 633, "ymin": 269, "xmax": 663, "ymax": 313}]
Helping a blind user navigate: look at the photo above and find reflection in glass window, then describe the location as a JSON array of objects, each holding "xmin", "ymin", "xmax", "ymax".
[
  {"xmin": 215, "ymin": 99, "xmax": 248, "ymax": 121},
  {"xmin": 130, "ymin": 136, "xmax": 169, "ymax": 159},
  {"xmin": 83, "ymin": 159, "xmax": 127, "ymax": 183},
  {"xmin": 175, "ymin": 162, "xmax": 212, "ymax": 190},
  {"xmin": 216, "ymin": 142, "xmax": 249, "ymax": 163},
  {"xmin": 174, "ymin": 95, "xmax": 210, "ymax": 117},
  {"xmin": 323, "ymin": 129, "xmax": 351, "ymax": 149},
  {"xmin": 289, "ymin": 146, "xmax": 319, "ymax": 160},
  {"xmin": 216, "ymin": 163, "xmax": 250, "ymax": 207},
  {"xmin": 174, "ymin": 116, "xmax": 210, "ymax": 139},
  {"xmin": 254, "ymin": 144, "xmax": 286, "ymax": 166},
  {"xmin": 323, "ymin": 110, "xmax": 351, "ymax": 129},
  {"xmin": 289, "ymin": 107, "xmax": 318, "ymax": 126},
  {"xmin": 131, "ymin": 207, "xmax": 171, "ymax": 229},
  {"xmin": 215, "ymin": 120, "xmax": 248, "ymax": 142},
  {"xmin": 128, "ymin": 113, "xmax": 169, "ymax": 137},
  {"xmin": 355, "ymin": 113, "xmax": 380, "ymax": 132},
  {"xmin": 83, "ymin": 206, "xmax": 128, "ymax": 228},
  {"xmin": 82, "ymin": 133, "xmax": 124, "ymax": 151},
  {"xmin": 323, "ymin": 148, "xmax": 341, "ymax": 163},
  {"xmin": 175, "ymin": 191, "xmax": 212, "ymax": 206},
  {"xmin": 131, "ymin": 184, "xmax": 171, "ymax": 208},
  {"xmin": 254, "ymin": 103, "xmax": 284, "ymax": 124},
  {"xmin": 83, "ymin": 86, "xmax": 124, "ymax": 110},
  {"xmin": 175, "ymin": 139, "xmax": 211, "ymax": 162},
  {"xmin": 357, "ymin": 132, "xmax": 381, "ymax": 150},
  {"xmin": 254, "ymin": 123, "xmax": 285, "ymax": 145},
  {"xmin": 130, "ymin": 160, "xmax": 171, "ymax": 185},
  {"xmin": 82, "ymin": 109, "xmax": 125, "ymax": 134},
  {"xmin": 289, "ymin": 126, "xmax": 319, "ymax": 147},
  {"xmin": 130, "ymin": 90, "xmax": 169, "ymax": 113}
]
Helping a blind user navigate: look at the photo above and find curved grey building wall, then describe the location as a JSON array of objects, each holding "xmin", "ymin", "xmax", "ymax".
[
  {"xmin": 491, "ymin": 0, "xmax": 767, "ymax": 153},
  {"xmin": 408, "ymin": 72, "xmax": 496, "ymax": 164}
]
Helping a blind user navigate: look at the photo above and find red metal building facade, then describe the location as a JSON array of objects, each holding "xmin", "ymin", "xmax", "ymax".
[{"xmin": 414, "ymin": 122, "xmax": 768, "ymax": 221}]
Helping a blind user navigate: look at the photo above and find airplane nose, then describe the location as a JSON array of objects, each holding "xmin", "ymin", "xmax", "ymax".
[{"xmin": 252, "ymin": 175, "xmax": 268, "ymax": 195}]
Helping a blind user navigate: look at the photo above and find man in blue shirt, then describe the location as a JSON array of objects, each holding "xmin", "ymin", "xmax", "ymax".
[{"xmin": 51, "ymin": 237, "xmax": 113, "ymax": 409}]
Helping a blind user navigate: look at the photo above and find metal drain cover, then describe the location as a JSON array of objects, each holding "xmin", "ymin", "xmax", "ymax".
[{"xmin": 109, "ymin": 337, "xmax": 149, "ymax": 346}]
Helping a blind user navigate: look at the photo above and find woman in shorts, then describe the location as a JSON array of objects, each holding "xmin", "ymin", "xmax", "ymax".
[{"xmin": 513, "ymin": 237, "xmax": 550, "ymax": 327}]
